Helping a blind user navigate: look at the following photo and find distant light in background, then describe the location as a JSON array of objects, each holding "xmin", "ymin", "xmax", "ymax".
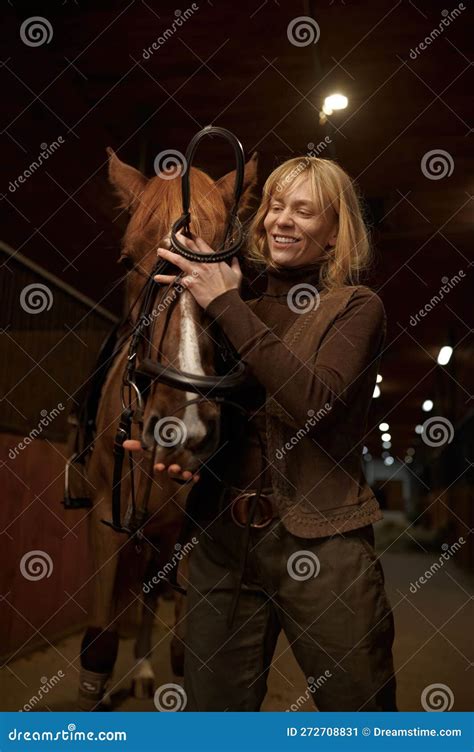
[
  {"xmin": 384, "ymin": 456, "xmax": 395, "ymax": 466},
  {"xmin": 382, "ymin": 441, "xmax": 392, "ymax": 449},
  {"xmin": 376, "ymin": 374, "xmax": 383, "ymax": 383},
  {"xmin": 364, "ymin": 453, "xmax": 372, "ymax": 462},
  {"xmin": 319, "ymin": 93, "xmax": 348, "ymax": 124},
  {"xmin": 381, "ymin": 433, "xmax": 391, "ymax": 442},
  {"xmin": 362, "ymin": 446, "xmax": 368, "ymax": 454},
  {"xmin": 407, "ymin": 447, "xmax": 415, "ymax": 456},
  {"xmin": 382, "ymin": 451, "xmax": 390, "ymax": 459},
  {"xmin": 422, "ymin": 399, "xmax": 434, "ymax": 412},
  {"xmin": 379, "ymin": 422, "xmax": 389, "ymax": 431},
  {"xmin": 373, "ymin": 385, "xmax": 381, "ymax": 398},
  {"xmin": 322, "ymin": 93, "xmax": 348, "ymax": 115},
  {"xmin": 405, "ymin": 456, "xmax": 413, "ymax": 464},
  {"xmin": 415, "ymin": 424, "xmax": 424, "ymax": 434},
  {"xmin": 437, "ymin": 346, "xmax": 453, "ymax": 365}
]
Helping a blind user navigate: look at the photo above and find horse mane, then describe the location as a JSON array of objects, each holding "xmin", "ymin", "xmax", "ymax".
[{"xmin": 125, "ymin": 167, "xmax": 227, "ymax": 250}]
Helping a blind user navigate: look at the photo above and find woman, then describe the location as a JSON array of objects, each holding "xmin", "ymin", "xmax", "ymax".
[{"xmin": 132, "ymin": 156, "xmax": 397, "ymax": 711}]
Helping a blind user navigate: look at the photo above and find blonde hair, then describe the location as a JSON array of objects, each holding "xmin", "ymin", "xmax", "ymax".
[{"xmin": 246, "ymin": 157, "xmax": 373, "ymax": 290}]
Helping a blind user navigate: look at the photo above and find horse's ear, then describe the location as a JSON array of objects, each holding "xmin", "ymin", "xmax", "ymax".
[
  {"xmin": 216, "ymin": 151, "xmax": 258, "ymax": 214},
  {"xmin": 106, "ymin": 147, "xmax": 148, "ymax": 212}
]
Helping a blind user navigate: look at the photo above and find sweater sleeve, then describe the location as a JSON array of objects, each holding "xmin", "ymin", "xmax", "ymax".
[{"xmin": 205, "ymin": 286, "xmax": 386, "ymax": 435}]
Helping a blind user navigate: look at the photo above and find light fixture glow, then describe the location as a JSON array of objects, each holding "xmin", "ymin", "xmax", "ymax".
[
  {"xmin": 322, "ymin": 93, "xmax": 348, "ymax": 116},
  {"xmin": 422, "ymin": 399, "xmax": 434, "ymax": 412},
  {"xmin": 381, "ymin": 433, "xmax": 391, "ymax": 442},
  {"xmin": 437, "ymin": 346, "xmax": 453, "ymax": 365},
  {"xmin": 379, "ymin": 422, "xmax": 389, "ymax": 432},
  {"xmin": 415, "ymin": 424, "xmax": 424, "ymax": 434},
  {"xmin": 373, "ymin": 385, "xmax": 381, "ymax": 398},
  {"xmin": 376, "ymin": 374, "xmax": 383, "ymax": 383},
  {"xmin": 364, "ymin": 453, "xmax": 372, "ymax": 462},
  {"xmin": 384, "ymin": 456, "xmax": 395, "ymax": 466},
  {"xmin": 407, "ymin": 447, "xmax": 415, "ymax": 456},
  {"xmin": 382, "ymin": 441, "xmax": 392, "ymax": 449}
]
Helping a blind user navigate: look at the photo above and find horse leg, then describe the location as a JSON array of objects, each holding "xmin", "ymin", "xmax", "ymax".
[
  {"xmin": 78, "ymin": 508, "xmax": 122, "ymax": 711},
  {"xmin": 170, "ymin": 591, "xmax": 186, "ymax": 677},
  {"xmin": 131, "ymin": 554, "xmax": 160, "ymax": 699}
]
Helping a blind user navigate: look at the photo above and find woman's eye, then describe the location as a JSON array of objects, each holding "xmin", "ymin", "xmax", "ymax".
[{"xmin": 298, "ymin": 211, "xmax": 311, "ymax": 217}]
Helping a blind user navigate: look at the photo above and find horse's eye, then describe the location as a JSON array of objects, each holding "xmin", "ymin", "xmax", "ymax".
[{"xmin": 119, "ymin": 254, "xmax": 134, "ymax": 271}]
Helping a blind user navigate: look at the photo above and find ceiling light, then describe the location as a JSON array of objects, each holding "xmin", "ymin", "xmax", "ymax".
[
  {"xmin": 376, "ymin": 374, "xmax": 383, "ymax": 383},
  {"xmin": 382, "ymin": 441, "xmax": 392, "ymax": 449},
  {"xmin": 422, "ymin": 399, "xmax": 433, "ymax": 412},
  {"xmin": 384, "ymin": 456, "xmax": 395, "ymax": 466},
  {"xmin": 437, "ymin": 346, "xmax": 453, "ymax": 365},
  {"xmin": 373, "ymin": 385, "xmax": 381, "ymax": 398},
  {"xmin": 381, "ymin": 433, "xmax": 391, "ymax": 442},
  {"xmin": 379, "ymin": 422, "xmax": 389, "ymax": 431},
  {"xmin": 415, "ymin": 424, "xmax": 424, "ymax": 434},
  {"xmin": 322, "ymin": 93, "xmax": 348, "ymax": 115}
]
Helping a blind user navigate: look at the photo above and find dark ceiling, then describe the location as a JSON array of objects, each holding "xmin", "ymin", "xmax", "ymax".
[{"xmin": 1, "ymin": 0, "xmax": 472, "ymax": 466}]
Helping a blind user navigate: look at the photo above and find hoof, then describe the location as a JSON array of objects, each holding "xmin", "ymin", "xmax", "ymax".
[{"xmin": 131, "ymin": 676, "xmax": 155, "ymax": 699}]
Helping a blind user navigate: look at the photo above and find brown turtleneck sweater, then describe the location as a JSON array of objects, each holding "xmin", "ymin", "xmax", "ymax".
[{"xmin": 207, "ymin": 262, "xmax": 323, "ymax": 491}]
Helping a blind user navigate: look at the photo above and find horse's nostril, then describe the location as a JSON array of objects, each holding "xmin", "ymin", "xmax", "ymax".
[{"xmin": 186, "ymin": 420, "xmax": 219, "ymax": 457}]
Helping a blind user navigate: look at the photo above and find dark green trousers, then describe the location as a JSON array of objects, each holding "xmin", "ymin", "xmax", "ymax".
[{"xmin": 183, "ymin": 509, "xmax": 397, "ymax": 711}]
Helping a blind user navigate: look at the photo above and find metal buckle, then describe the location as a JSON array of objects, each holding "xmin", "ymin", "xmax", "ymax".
[{"xmin": 230, "ymin": 492, "xmax": 274, "ymax": 529}]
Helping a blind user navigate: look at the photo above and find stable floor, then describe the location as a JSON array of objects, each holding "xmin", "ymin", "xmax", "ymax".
[{"xmin": 2, "ymin": 535, "xmax": 473, "ymax": 712}]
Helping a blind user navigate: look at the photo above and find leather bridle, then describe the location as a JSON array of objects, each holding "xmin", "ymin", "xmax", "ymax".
[{"xmin": 102, "ymin": 125, "xmax": 262, "ymax": 538}]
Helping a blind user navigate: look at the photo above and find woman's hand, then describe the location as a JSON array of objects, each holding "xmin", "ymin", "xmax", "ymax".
[
  {"xmin": 122, "ymin": 439, "xmax": 201, "ymax": 483},
  {"xmin": 154, "ymin": 230, "xmax": 242, "ymax": 310}
]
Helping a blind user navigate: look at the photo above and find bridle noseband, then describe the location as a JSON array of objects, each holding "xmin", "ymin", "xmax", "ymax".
[{"xmin": 102, "ymin": 125, "xmax": 255, "ymax": 537}]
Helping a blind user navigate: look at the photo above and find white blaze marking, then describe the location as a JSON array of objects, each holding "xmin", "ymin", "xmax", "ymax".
[
  {"xmin": 132, "ymin": 658, "xmax": 155, "ymax": 681},
  {"xmin": 178, "ymin": 292, "xmax": 207, "ymax": 446}
]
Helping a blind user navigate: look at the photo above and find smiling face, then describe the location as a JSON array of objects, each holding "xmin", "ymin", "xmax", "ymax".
[{"xmin": 263, "ymin": 174, "xmax": 338, "ymax": 268}]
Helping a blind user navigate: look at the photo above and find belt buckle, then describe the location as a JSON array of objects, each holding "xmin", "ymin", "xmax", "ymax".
[{"xmin": 230, "ymin": 491, "xmax": 274, "ymax": 529}]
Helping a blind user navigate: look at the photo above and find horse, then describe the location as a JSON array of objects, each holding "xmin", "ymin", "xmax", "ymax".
[{"xmin": 77, "ymin": 144, "xmax": 258, "ymax": 710}]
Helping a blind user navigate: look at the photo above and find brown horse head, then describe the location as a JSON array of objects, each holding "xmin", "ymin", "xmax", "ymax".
[{"xmin": 107, "ymin": 146, "xmax": 258, "ymax": 472}]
